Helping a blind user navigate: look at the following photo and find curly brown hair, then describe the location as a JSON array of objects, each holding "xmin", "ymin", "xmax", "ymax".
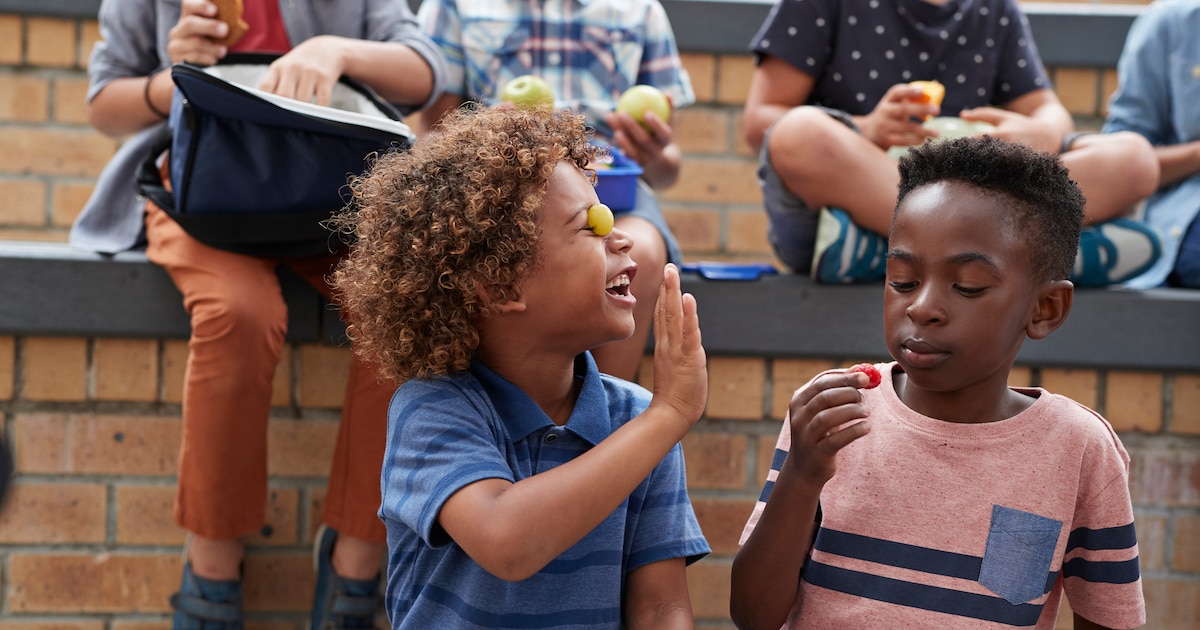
[{"xmin": 329, "ymin": 106, "xmax": 598, "ymax": 382}]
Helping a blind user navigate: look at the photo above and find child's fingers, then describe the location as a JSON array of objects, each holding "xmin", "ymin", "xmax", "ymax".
[{"xmin": 654, "ymin": 263, "xmax": 682, "ymax": 346}]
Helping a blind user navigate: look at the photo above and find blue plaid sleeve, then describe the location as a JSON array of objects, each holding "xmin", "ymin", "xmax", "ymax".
[
  {"xmin": 418, "ymin": 0, "xmax": 469, "ymax": 97},
  {"xmin": 636, "ymin": 0, "xmax": 694, "ymax": 109}
]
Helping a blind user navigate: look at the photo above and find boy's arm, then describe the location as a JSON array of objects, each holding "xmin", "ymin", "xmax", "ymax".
[
  {"xmin": 729, "ymin": 370, "xmax": 871, "ymax": 630},
  {"xmin": 437, "ymin": 265, "xmax": 707, "ymax": 582},
  {"xmin": 256, "ymin": 36, "xmax": 435, "ymax": 108},
  {"xmin": 416, "ymin": 92, "xmax": 467, "ymax": 136},
  {"xmin": 742, "ymin": 55, "xmax": 816, "ymax": 154},
  {"xmin": 959, "ymin": 88, "xmax": 1073, "ymax": 155},
  {"xmin": 624, "ymin": 558, "xmax": 694, "ymax": 629}
]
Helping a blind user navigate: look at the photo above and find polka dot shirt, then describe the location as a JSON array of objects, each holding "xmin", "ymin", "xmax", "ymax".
[{"xmin": 750, "ymin": 0, "xmax": 1049, "ymax": 116}]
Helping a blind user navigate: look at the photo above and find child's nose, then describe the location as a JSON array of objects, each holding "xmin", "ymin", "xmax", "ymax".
[
  {"xmin": 905, "ymin": 288, "xmax": 947, "ymax": 325},
  {"xmin": 608, "ymin": 226, "xmax": 634, "ymax": 252}
]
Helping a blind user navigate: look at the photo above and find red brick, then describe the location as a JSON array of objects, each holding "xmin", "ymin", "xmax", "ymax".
[
  {"xmin": 93, "ymin": 338, "xmax": 158, "ymax": 402},
  {"xmin": 692, "ymin": 497, "xmax": 756, "ymax": 556},
  {"xmin": 662, "ymin": 157, "xmax": 761, "ymax": 205},
  {"xmin": 1172, "ymin": 513, "xmax": 1200, "ymax": 572},
  {"xmin": 267, "ymin": 417, "xmax": 338, "ymax": 477},
  {"xmin": 161, "ymin": 339, "xmax": 188, "ymax": 403},
  {"xmin": 25, "ymin": 18, "xmax": 75, "ymax": 68},
  {"xmin": 725, "ymin": 211, "xmax": 772, "ymax": 255},
  {"xmin": 674, "ymin": 107, "xmax": 731, "ymax": 154},
  {"xmin": 680, "ymin": 53, "xmax": 715, "ymax": 103},
  {"xmin": 1053, "ymin": 68, "xmax": 1100, "ymax": 117},
  {"xmin": 663, "ymin": 206, "xmax": 720, "ymax": 253},
  {"xmin": 0, "ymin": 335, "xmax": 13, "ymax": 400},
  {"xmin": 243, "ymin": 487, "xmax": 300, "ymax": 546},
  {"xmin": 8, "ymin": 553, "xmax": 181, "ymax": 612},
  {"xmin": 0, "ymin": 482, "xmax": 107, "ymax": 543},
  {"xmin": 0, "ymin": 127, "xmax": 118, "ymax": 178},
  {"xmin": 1170, "ymin": 373, "xmax": 1200, "ymax": 435},
  {"xmin": 0, "ymin": 74, "xmax": 50, "ymax": 123},
  {"xmin": 1134, "ymin": 512, "xmax": 1167, "ymax": 572},
  {"xmin": 1106, "ymin": 370, "xmax": 1164, "ymax": 433},
  {"xmin": 78, "ymin": 20, "xmax": 102, "ymax": 68},
  {"xmin": 1039, "ymin": 368, "xmax": 1098, "ymax": 410},
  {"xmin": 52, "ymin": 75, "xmax": 90, "ymax": 124},
  {"xmin": 1127, "ymin": 447, "xmax": 1200, "ymax": 508},
  {"xmin": 22, "ymin": 337, "xmax": 87, "ymax": 401},
  {"xmin": 243, "ymin": 553, "xmax": 315, "ymax": 611},
  {"xmin": 115, "ymin": 484, "xmax": 185, "ymax": 546},
  {"xmin": 732, "ymin": 111, "xmax": 755, "ymax": 157},
  {"xmin": 715, "ymin": 55, "xmax": 753, "ymax": 106},
  {"xmin": 50, "ymin": 181, "xmax": 93, "ymax": 227},
  {"xmin": 682, "ymin": 432, "xmax": 747, "ymax": 490},
  {"xmin": 1008, "ymin": 365, "xmax": 1033, "ymax": 388},
  {"xmin": 770, "ymin": 359, "xmax": 839, "ymax": 419},
  {"xmin": 309, "ymin": 486, "xmax": 328, "ymax": 543},
  {"xmin": 0, "ymin": 622, "xmax": 104, "ymax": 630},
  {"xmin": 13, "ymin": 413, "xmax": 180, "ymax": 475},
  {"xmin": 271, "ymin": 344, "xmax": 292, "ymax": 407},
  {"xmin": 1100, "ymin": 68, "xmax": 1119, "ymax": 119},
  {"xmin": 1142, "ymin": 578, "xmax": 1200, "ymax": 629},
  {"xmin": 706, "ymin": 357, "xmax": 766, "ymax": 420},
  {"xmin": 297, "ymin": 344, "xmax": 351, "ymax": 408},
  {"xmin": 686, "ymin": 557, "xmax": 731, "ymax": 622},
  {"xmin": 755, "ymin": 432, "xmax": 779, "ymax": 492},
  {"xmin": 0, "ymin": 16, "xmax": 21, "ymax": 65}
]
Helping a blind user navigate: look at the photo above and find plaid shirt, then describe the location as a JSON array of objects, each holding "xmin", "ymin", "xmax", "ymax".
[{"xmin": 419, "ymin": 0, "xmax": 693, "ymax": 137}]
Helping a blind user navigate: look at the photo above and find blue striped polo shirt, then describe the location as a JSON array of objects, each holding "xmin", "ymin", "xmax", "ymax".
[{"xmin": 380, "ymin": 352, "xmax": 710, "ymax": 629}]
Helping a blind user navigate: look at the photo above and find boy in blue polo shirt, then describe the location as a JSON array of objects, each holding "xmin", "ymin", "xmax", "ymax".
[{"xmin": 329, "ymin": 105, "xmax": 710, "ymax": 629}]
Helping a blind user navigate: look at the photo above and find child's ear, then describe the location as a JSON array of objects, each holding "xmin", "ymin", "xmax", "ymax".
[
  {"xmin": 1026, "ymin": 280, "xmax": 1073, "ymax": 340},
  {"xmin": 474, "ymin": 279, "xmax": 527, "ymax": 314}
]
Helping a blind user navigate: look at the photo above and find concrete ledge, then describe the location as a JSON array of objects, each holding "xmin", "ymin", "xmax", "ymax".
[
  {"xmin": 0, "ymin": 0, "xmax": 1141, "ymax": 67},
  {"xmin": 4, "ymin": 241, "xmax": 1198, "ymax": 371}
]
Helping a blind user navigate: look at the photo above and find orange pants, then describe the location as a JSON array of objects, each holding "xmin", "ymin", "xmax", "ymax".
[{"xmin": 144, "ymin": 203, "xmax": 391, "ymax": 542}]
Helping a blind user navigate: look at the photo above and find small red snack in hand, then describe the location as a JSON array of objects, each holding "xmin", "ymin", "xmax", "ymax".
[{"xmin": 847, "ymin": 363, "xmax": 881, "ymax": 389}]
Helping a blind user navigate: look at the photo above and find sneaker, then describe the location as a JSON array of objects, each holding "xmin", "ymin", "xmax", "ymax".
[
  {"xmin": 311, "ymin": 525, "xmax": 383, "ymax": 630},
  {"xmin": 811, "ymin": 207, "xmax": 888, "ymax": 284},
  {"xmin": 1071, "ymin": 218, "xmax": 1162, "ymax": 287},
  {"xmin": 169, "ymin": 562, "xmax": 244, "ymax": 630}
]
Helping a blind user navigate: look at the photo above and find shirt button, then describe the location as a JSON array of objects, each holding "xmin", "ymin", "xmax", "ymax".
[
  {"xmin": 545, "ymin": 433, "xmax": 558, "ymax": 443},
  {"xmin": 1171, "ymin": 226, "xmax": 1183, "ymax": 238},
  {"xmin": 548, "ymin": 52, "xmax": 562, "ymax": 65}
]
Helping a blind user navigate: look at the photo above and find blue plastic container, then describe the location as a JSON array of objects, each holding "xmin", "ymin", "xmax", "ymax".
[{"xmin": 592, "ymin": 145, "xmax": 643, "ymax": 212}]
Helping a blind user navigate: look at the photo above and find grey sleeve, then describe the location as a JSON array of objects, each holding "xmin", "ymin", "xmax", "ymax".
[{"xmin": 87, "ymin": 0, "xmax": 172, "ymax": 102}]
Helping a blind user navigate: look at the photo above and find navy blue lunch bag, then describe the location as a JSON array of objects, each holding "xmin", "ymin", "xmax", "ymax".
[{"xmin": 137, "ymin": 53, "xmax": 416, "ymax": 258}]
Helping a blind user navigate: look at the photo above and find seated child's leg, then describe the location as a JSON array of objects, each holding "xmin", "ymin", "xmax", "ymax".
[
  {"xmin": 766, "ymin": 105, "xmax": 901, "ymax": 236},
  {"xmin": 1169, "ymin": 211, "xmax": 1200, "ymax": 288},
  {"xmin": 1061, "ymin": 131, "xmax": 1159, "ymax": 224}
]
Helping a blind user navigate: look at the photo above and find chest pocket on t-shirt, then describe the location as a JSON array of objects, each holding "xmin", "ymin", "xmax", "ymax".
[{"xmin": 978, "ymin": 505, "xmax": 1062, "ymax": 605}]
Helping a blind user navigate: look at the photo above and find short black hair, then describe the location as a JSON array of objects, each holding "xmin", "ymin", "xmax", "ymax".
[{"xmin": 896, "ymin": 135, "xmax": 1085, "ymax": 282}]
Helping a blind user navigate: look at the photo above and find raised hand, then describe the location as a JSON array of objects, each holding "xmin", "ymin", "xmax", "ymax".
[{"xmin": 649, "ymin": 263, "xmax": 707, "ymax": 433}]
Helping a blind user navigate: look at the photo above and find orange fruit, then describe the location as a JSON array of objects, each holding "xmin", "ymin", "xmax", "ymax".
[{"xmin": 909, "ymin": 80, "xmax": 945, "ymax": 107}]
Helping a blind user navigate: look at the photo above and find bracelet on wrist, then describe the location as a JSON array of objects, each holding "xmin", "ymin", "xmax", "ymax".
[{"xmin": 144, "ymin": 68, "xmax": 169, "ymax": 120}]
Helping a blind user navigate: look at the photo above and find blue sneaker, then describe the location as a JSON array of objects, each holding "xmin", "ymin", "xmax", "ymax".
[
  {"xmin": 311, "ymin": 525, "xmax": 383, "ymax": 630},
  {"xmin": 170, "ymin": 562, "xmax": 243, "ymax": 630},
  {"xmin": 811, "ymin": 207, "xmax": 888, "ymax": 284},
  {"xmin": 1071, "ymin": 218, "xmax": 1162, "ymax": 287}
]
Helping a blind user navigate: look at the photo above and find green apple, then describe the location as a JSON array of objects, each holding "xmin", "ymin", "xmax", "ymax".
[
  {"xmin": 616, "ymin": 85, "xmax": 672, "ymax": 132},
  {"xmin": 499, "ymin": 74, "xmax": 554, "ymax": 109}
]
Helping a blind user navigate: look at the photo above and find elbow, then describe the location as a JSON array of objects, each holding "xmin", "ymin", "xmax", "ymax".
[
  {"xmin": 742, "ymin": 116, "xmax": 766, "ymax": 156},
  {"xmin": 466, "ymin": 528, "xmax": 552, "ymax": 582}
]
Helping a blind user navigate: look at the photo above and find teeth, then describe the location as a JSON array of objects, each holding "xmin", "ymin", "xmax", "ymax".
[{"xmin": 606, "ymin": 273, "xmax": 630, "ymax": 290}]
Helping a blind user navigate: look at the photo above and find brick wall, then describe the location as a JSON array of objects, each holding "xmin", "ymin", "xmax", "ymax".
[{"xmin": 2, "ymin": 4, "xmax": 1198, "ymax": 630}]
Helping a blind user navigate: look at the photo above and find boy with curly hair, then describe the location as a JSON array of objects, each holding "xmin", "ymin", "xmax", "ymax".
[
  {"xmin": 730, "ymin": 136, "xmax": 1144, "ymax": 629},
  {"xmin": 330, "ymin": 106, "xmax": 711, "ymax": 628}
]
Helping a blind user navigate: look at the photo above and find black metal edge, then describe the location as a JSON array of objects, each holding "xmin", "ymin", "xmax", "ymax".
[{"xmin": 1, "ymin": 0, "xmax": 1140, "ymax": 67}]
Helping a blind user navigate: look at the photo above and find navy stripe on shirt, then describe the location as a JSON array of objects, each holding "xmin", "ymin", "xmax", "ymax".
[
  {"xmin": 802, "ymin": 560, "xmax": 1045, "ymax": 626},
  {"xmin": 425, "ymin": 583, "xmax": 621, "ymax": 628},
  {"xmin": 1062, "ymin": 557, "xmax": 1141, "ymax": 584},
  {"xmin": 814, "ymin": 527, "xmax": 1059, "ymax": 597},
  {"xmin": 1066, "ymin": 523, "xmax": 1138, "ymax": 552}
]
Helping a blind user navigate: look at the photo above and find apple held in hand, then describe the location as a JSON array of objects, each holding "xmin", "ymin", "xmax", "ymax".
[
  {"xmin": 616, "ymin": 85, "xmax": 672, "ymax": 132},
  {"xmin": 500, "ymin": 74, "xmax": 554, "ymax": 109}
]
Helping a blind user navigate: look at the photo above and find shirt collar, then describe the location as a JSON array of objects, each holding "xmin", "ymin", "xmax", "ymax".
[{"xmin": 471, "ymin": 352, "xmax": 611, "ymax": 446}]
